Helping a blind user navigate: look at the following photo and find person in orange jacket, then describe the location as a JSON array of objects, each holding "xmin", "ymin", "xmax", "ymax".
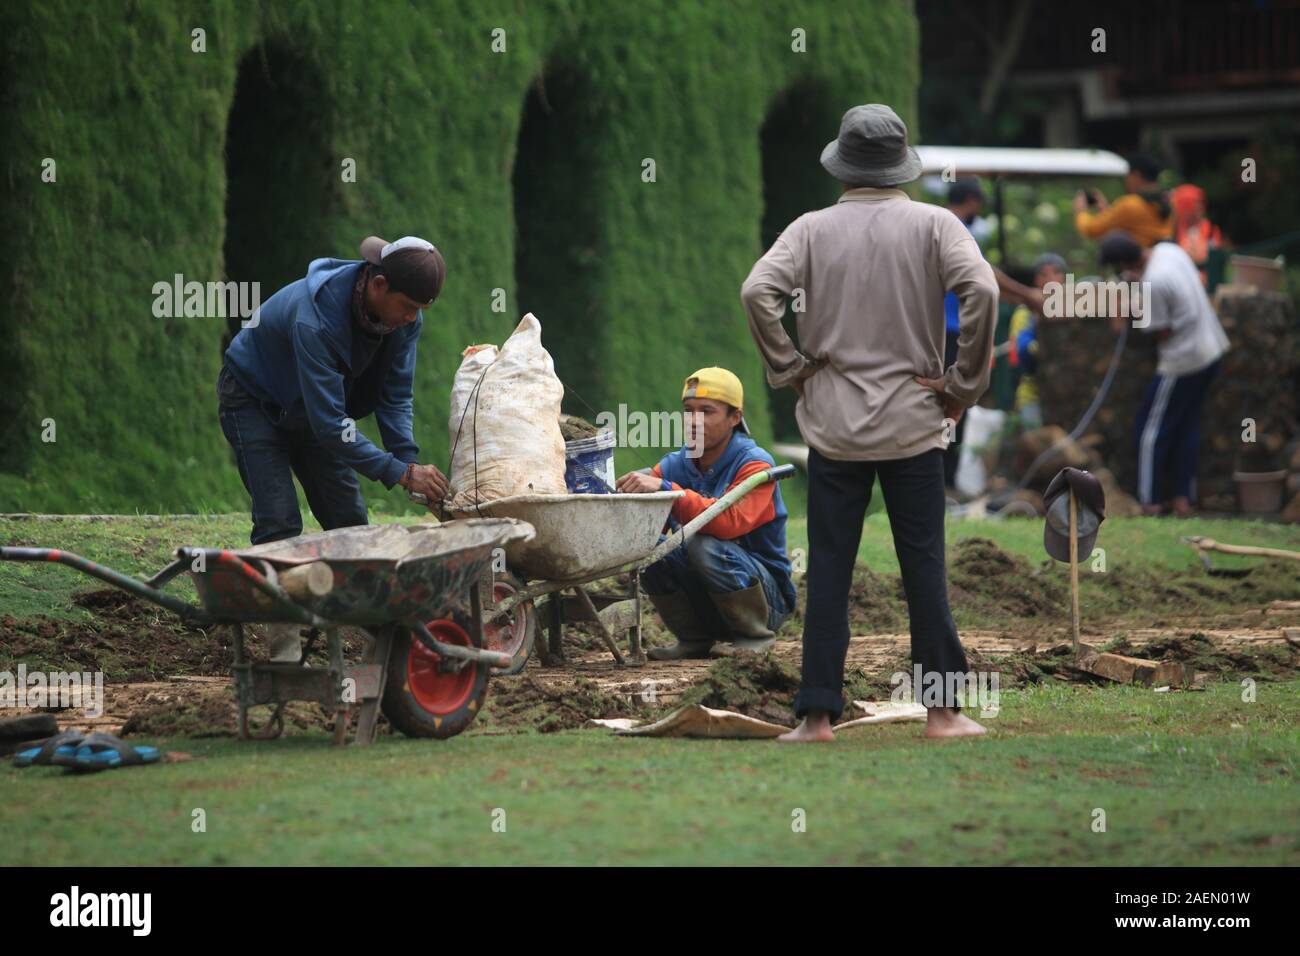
[{"xmin": 615, "ymin": 368, "xmax": 796, "ymax": 660}]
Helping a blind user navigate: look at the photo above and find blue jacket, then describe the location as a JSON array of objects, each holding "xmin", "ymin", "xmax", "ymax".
[
  {"xmin": 224, "ymin": 259, "xmax": 420, "ymax": 487},
  {"xmin": 656, "ymin": 434, "xmax": 797, "ymax": 614}
]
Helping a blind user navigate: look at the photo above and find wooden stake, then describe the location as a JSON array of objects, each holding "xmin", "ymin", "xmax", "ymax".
[{"xmin": 1069, "ymin": 488, "xmax": 1081, "ymax": 656}]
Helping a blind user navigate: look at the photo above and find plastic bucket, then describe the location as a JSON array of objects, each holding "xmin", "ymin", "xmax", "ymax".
[
  {"xmin": 564, "ymin": 430, "xmax": 616, "ymax": 494},
  {"xmin": 1233, "ymin": 470, "xmax": 1286, "ymax": 514}
]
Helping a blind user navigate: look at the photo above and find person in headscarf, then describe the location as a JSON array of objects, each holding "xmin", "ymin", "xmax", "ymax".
[{"xmin": 1171, "ymin": 184, "xmax": 1223, "ymax": 286}]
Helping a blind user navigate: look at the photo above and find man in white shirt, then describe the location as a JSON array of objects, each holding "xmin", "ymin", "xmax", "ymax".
[{"xmin": 1099, "ymin": 231, "xmax": 1229, "ymax": 516}]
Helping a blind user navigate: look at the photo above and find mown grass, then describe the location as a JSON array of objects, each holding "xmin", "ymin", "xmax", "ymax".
[{"xmin": 1, "ymin": 681, "xmax": 1295, "ymax": 866}]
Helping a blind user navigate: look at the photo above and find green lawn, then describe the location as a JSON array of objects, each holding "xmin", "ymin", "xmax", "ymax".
[{"xmin": 2, "ymin": 681, "xmax": 1296, "ymax": 866}]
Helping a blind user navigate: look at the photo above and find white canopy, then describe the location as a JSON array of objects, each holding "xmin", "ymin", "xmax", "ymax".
[{"xmin": 915, "ymin": 146, "xmax": 1128, "ymax": 178}]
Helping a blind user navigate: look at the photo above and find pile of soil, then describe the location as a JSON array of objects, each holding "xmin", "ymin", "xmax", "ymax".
[
  {"xmin": 675, "ymin": 652, "xmax": 802, "ymax": 725},
  {"xmin": 947, "ymin": 538, "xmax": 1066, "ymax": 619},
  {"xmin": 1100, "ymin": 632, "xmax": 1299, "ymax": 681},
  {"xmin": 786, "ymin": 565, "xmax": 907, "ymax": 635},
  {"xmin": 474, "ymin": 676, "xmax": 647, "ymax": 734},
  {"xmin": 120, "ymin": 688, "xmax": 240, "ymax": 738},
  {"xmin": 0, "ymin": 589, "xmax": 372, "ymax": 682},
  {"xmin": 558, "ymin": 415, "xmax": 600, "ymax": 442},
  {"xmin": 0, "ymin": 590, "xmax": 233, "ymax": 681}
]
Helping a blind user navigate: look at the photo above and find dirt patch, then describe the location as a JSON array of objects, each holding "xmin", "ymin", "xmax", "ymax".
[
  {"xmin": 116, "ymin": 681, "xmax": 380, "ymax": 739},
  {"xmin": 120, "ymin": 686, "xmax": 240, "ymax": 738},
  {"xmin": 473, "ymin": 675, "xmax": 648, "ymax": 734},
  {"xmin": 0, "ymin": 589, "xmax": 372, "ymax": 681},
  {"xmin": 786, "ymin": 565, "xmax": 906, "ymax": 636},
  {"xmin": 1100, "ymin": 632, "xmax": 1299, "ymax": 681},
  {"xmin": 0, "ymin": 590, "xmax": 234, "ymax": 681}
]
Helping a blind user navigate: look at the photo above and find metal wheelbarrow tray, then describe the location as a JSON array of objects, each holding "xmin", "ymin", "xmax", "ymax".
[
  {"xmin": 446, "ymin": 464, "xmax": 796, "ymax": 669},
  {"xmin": 0, "ymin": 519, "xmax": 535, "ymax": 745},
  {"xmin": 448, "ymin": 491, "xmax": 684, "ymax": 581}
]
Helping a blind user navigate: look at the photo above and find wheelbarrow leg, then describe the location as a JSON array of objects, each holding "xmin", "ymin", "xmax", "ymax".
[
  {"xmin": 628, "ymin": 572, "xmax": 645, "ymax": 664},
  {"xmin": 327, "ymin": 627, "xmax": 349, "ymax": 747},
  {"xmin": 546, "ymin": 593, "xmax": 565, "ymax": 666},
  {"xmin": 575, "ymin": 586, "xmax": 625, "ymax": 666},
  {"xmin": 353, "ymin": 626, "xmax": 392, "ymax": 747},
  {"xmin": 231, "ymin": 623, "xmax": 253, "ymax": 741}
]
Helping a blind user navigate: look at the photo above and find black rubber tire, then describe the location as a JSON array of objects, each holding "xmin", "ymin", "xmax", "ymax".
[
  {"xmin": 485, "ymin": 573, "xmax": 536, "ymax": 676},
  {"xmin": 381, "ymin": 610, "xmax": 490, "ymax": 739},
  {"xmin": 0, "ymin": 714, "xmax": 59, "ymax": 741}
]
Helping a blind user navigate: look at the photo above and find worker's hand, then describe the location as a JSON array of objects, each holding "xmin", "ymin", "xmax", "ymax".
[
  {"xmin": 1090, "ymin": 189, "xmax": 1109, "ymax": 211},
  {"xmin": 401, "ymin": 463, "xmax": 450, "ymax": 503},
  {"xmin": 616, "ymin": 471, "xmax": 662, "ymax": 494},
  {"xmin": 914, "ymin": 375, "xmax": 967, "ymax": 425},
  {"xmin": 1071, "ymin": 191, "xmax": 1089, "ymax": 215},
  {"xmin": 791, "ymin": 360, "xmax": 824, "ymax": 397}
]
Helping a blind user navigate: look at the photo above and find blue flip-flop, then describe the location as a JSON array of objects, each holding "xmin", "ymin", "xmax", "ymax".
[
  {"xmin": 69, "ymin": 732, "xmax": 161, "ymax": 772},
  {"xmin": 12, "ymin": 729, "xmax": 87, "ymax": 768}
]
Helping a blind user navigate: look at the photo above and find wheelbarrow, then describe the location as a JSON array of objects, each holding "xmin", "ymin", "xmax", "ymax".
[
  {"xmin": 0, "ymin": 519, "xmax": 534, "ymax": 745},
  {"xmin": 439, "ymin": 463, "xmax": 796, "ymax": 669}
]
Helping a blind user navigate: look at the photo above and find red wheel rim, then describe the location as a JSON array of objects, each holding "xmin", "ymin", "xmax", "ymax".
[
  {"xmin": 484, "ymin": 580, "xmax": 527, "ymax": 658},
  {"xmin": 407, "ymin": 619, "xmax": 477, "ymax": 715}
]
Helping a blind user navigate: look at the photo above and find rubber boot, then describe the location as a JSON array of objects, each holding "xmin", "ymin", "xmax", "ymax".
[
  {"xmin": 646, "ymin": 591, "xmax": 714, "ymax": 661},
  {"xmin": 709, "ymin": 583, "xmax": 776, "ymax": 654},
  {"xmin": 266, "ymin": 624, "xmax": 304, "ymax": 664}
]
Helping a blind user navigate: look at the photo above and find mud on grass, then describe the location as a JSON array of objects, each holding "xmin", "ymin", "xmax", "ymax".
[
  {"xmin": 0, "ymin": 589, "xmax": 371, "ymax": 682},
  {"xmin": 786, "ymin": 538, "xmax": 1299, "ymax": 633},
  {"xmin": 1100, "ymin": 632, "xmax": 1300, "ymax": 682},
  {"xmin": 117, "ymin": 682, "xmax": 386, "ymax": 739},
  {"xmin": 472, "ymin": 675, "xmax": 651, "ymax": 734}
]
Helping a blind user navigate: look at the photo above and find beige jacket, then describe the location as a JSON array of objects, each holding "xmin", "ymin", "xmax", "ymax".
[{"xmin": 741, "ymin": 187, "xmax": 998, "ymax": 461}]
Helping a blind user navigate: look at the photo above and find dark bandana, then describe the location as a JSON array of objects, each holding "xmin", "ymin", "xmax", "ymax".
[{"xmin": 351, "ymin": 264, "xmax": 389, "ymax": 336}]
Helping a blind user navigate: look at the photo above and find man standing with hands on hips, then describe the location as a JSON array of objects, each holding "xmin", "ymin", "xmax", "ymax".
[
  {"xmin": 741, "ymin": 104, "xmax": 998, "ymax": 741},
  {"xmin": 218, "ymin": 235, "xmax": 451, "ymax": 661}
]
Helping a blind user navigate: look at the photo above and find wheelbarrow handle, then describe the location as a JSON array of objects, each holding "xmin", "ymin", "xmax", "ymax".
[
  {"xmin": 0, "ymin": 546, "xmax": 209, "ymax": 623},
  {"xmin": 634, "ymin": 462, "xmax": 797, "ymax": 568}
]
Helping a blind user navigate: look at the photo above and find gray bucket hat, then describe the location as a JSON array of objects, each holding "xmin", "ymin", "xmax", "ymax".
[{"xmin": 820, "ymin": 104, "xmax": 923, "ymax": 187}]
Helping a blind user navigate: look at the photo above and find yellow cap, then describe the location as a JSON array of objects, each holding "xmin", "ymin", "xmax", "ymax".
[{"xmin": 682, "ymin": 367, "xmax": 743, "ymax": 410}]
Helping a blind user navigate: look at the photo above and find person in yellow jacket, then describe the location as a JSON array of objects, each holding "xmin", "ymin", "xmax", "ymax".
[{"xmin": 1073, "ymin": 153, "xmax": 1172, "ymax": 247}]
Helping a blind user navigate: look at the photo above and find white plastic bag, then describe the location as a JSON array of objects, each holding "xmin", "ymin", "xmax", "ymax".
[{"xmin": 448, "ymin": 313, "xmax": 567, "ymax": 509}]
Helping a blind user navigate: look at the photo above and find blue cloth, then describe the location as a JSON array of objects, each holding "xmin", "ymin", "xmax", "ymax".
[
  {"xmin": 223, "ymin": 259, "xmax": 420, "ymax": 488},
  {"xmin": 652, "ymin": 433, "xmax": 796, "ymax": 614},
  {"xmin": 641, "ymin": 534, "xmax": 789, "ymax": 633},
  {"xmin": 944, "ymin": 219, "xmax": 982, "ymax": 334},
  {"xmin": 944, "ymin": 291, "xmax": 961, "ymax": 334},
  {"xmin": 219, "ymin": 401, "xmax": 368, "ymax": 544}
]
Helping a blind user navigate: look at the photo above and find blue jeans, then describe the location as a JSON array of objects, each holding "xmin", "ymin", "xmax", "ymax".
[
  {"xmin": 219, "ymin": 403, "xmax": 368, "ymax": 545},
  {"xmin": 641, "ymin": 535, "xmax": 790, "ymax": 633}
]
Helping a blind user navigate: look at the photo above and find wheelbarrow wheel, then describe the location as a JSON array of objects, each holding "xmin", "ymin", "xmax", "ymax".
[
  {"xmin": 483, "ymin": 572, "xmax": 536, "ymax": 676},
  {"xmin": 381, "ymin": 610, "xmax": 489, "ymax": 739}
]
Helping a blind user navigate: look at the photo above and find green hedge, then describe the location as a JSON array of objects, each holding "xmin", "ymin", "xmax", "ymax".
[{"xmin": 0, "ymin": 0, "xmax": 916, "ymax": 513}]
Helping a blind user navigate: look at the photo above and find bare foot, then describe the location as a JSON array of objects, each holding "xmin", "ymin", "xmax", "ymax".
[
  {"xmin": 925, "ymin": 708, "xmax": 988, "ymax": 739},
  {"xmin": 777, "ymin": 711, "xmax": 835, "ymax": 743},
  {"xmin": 1140, "ymin": 503, "xmax": 1163, "ymax": 517},
  {"xmin": 1170, "ymin": 496, "xmax": 1195, "ymax": 518}
]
